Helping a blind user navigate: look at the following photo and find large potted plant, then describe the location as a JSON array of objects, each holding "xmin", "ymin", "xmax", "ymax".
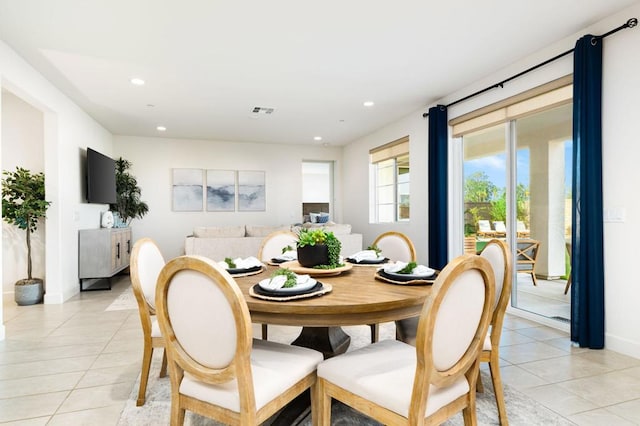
[
  {"xmin": 296, "ymin": 228, "xmax": 342, "ymax": 268},
  {"xmin": 110, "ymin": 157, "xmax": 148, "ymax": 227},
  {"xmin": 2, "ymin": 167, "xmax": 52, "ymax": 305}
]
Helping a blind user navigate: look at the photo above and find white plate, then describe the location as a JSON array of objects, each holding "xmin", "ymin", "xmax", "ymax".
[
  {"xmin": 383, "ymin": 270, "xmax": 436, "ymax": 279},
  {"xmin": 258, "ymin": 277, "xmax": 317, "ymax": 293}
]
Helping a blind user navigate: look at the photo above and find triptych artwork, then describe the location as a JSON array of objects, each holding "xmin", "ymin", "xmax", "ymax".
[{"xmin": 172, "ymin": 169, "xmax": 265, "ymax": 212}]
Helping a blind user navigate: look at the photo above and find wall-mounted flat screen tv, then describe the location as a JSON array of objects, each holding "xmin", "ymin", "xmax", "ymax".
[{"xmin": 86, "ymin": 147, "xmax": 117, "ymax": 204}]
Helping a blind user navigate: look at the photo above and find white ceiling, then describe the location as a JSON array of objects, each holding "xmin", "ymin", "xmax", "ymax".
[{"xmin": 0, "ymin": 0, "xmax": 637, "ymax": 146}]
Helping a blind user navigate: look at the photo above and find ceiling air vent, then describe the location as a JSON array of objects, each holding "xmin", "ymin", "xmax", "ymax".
[{"xmin": 251, "ymin": 106, "xmax": 275, "ymax": 115}]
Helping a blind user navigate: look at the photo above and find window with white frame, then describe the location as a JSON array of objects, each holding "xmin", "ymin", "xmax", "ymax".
[{"xmin": 370, "ymin": 136, "xmax": 410, "ymax": 223}]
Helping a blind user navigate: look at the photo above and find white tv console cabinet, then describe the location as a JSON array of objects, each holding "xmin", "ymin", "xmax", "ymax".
[{"xmin": 78, "ymin": 227, "xmax": 131, "ymax": 291}]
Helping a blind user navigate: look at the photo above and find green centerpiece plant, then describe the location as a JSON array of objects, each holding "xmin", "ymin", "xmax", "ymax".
[
  {"xmin": 296, "ymin": 228, "xmax": 343, "ymax": 269},
  {"xmin": 2, "ymin": 167, "xmax": 52, "ymax": 305}
]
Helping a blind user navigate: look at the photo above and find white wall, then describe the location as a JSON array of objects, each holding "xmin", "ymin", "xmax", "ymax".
[
  {"xmin": 0, "ymin": 40, "xmax": 114, "ymax": 309},
  {"xmin": 342, "ymin": 3, "xmax": 640, "ymax": 358},
  {"xmin": 342, "ymin": 114, "xmax": 429, "ymax": 264},
  {"xmin": 1, "ymin": 90, "xmax": 45, "ymax": 294},
  {"xmin": 113, "ymin": 136, "xmax": 344, "ymax": 259}
]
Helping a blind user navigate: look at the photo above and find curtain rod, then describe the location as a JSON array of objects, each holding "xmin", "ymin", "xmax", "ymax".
[{"xmin": 422, "ymin": 17, "xmax": 637, "ymax": 118}]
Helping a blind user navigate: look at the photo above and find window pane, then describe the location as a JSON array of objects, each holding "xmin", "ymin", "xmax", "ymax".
[
  {"xmin": 377, "ymin": 185, "xmax": 394, "ymax": 204},
  {"xmin": 377, "ymin": 164, "xmax": 395, "ymax": 185},
  {"xmin": 378, "ymin": 204, "xmax": 395, "ymax": 223}
]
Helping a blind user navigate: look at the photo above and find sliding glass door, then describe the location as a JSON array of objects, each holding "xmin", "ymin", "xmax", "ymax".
[{"xmin": 461, "ymin": 102, "xmax": 572, "ymax": 322}]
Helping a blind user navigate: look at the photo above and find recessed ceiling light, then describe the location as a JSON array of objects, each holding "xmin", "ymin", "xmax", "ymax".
[
  {"xmin": 363, "ymin": 101, "xmax": 375, "ymax": 107},
  {"xmin": 314, "ymin": 136, "xmax": 322, "ymax": 141},
  {"xmin": 156, "ymin": 126, "xmax": 166, "ymax": 131},
  {"xmin": 130, "ymin": 77, "xmax": 145, "ymax": 86}
]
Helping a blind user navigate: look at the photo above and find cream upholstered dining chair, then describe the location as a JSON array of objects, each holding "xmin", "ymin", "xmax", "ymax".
[
  {"xmin": 373, "ymin": 231, "xmax": 417, "ymax": 265},
  {"xmin": 256, "ymin": 230, "xmax": 298, "ymax": 339},
  {"xmin": 129, "ymin": 238, "xmax": 168, "ymax": 406},
  {"xmin": 257, "ymin": 230, "xmax": 297, "ymax": 262},
  {"xmin": 315, "ymin": 254, "xmax": 495, "ymax": 425},
  {"xmin": 370, "ymin": 231, "xmax": 418, "ymax": 343},
  {"xmin": 476, "ymin": 239, "xmax": 512, "ymax": 425},
  {"xmin": 155, "ymin": 255, "xmax": 323, "ymax": 425}
]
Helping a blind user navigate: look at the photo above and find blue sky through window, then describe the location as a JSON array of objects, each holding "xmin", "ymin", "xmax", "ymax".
[{"xmin": 464, "ymin": 140, "xmax": 573, "ymax": 195}]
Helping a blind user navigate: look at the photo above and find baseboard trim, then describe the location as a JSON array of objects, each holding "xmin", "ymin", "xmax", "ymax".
[{"xmin": 605, "ymin": 333, "xmax": 640, "ymax": 359}]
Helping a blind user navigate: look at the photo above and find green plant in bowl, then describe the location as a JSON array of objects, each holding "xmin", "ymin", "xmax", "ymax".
[{"xmin": 296, "ymin": 228, "xmax": 342, "ymax": 268}]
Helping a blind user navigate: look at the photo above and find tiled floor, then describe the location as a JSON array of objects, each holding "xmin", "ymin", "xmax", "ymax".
[{"xmin": 1, "ymin": 275, "xmax": 640, "ymax": 425}]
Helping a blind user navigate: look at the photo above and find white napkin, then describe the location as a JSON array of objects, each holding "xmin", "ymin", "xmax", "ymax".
[
  {"xmin": 349, "ymin": 250, "xmax": 380, "ymax": 262},
  {"xmin": 296, "ymin": 274, "xmax": 311, "ymax": 285},
  {"xmin": 260, "ymin": 273, "xmax": 311, "ymax": 290},
  {"xmin": 274, "ymin": 250, "xmax": 297, "ymax": 261},
  {"xmin": 219, "ymin": 256, "xmax": 264, "ymax": 269},
  {"xmin": 383, "ymin": 262, "xmax": 435, "ymax": 276},
  {"xmin": 261, "ymin": 275, "xmax": 288, "ymax": 290}
]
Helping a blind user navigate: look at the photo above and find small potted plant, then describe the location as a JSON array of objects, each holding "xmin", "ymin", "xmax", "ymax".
[
  {"xmin": 296, "ymin": 228, "xmax": 342, "ymax": 268},
  {"xmin": 2, "ymin": 167, "xmax": 52, "ymax": 305}
]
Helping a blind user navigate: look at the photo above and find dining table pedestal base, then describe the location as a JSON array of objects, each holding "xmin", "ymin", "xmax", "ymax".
[{"xmin": 291, "ymin": 326, "xmax": 351, "ymax": 359}]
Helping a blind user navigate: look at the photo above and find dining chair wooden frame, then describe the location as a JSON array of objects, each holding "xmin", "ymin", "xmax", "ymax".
[
  {"xmin": 476, "ymin": 239, "xmax": 513, "ymax": 425},
  {"xmin": 256, "ymin": 230, "xmax": 298, "ymax": 339},
  {"xmin": 130, "ymin": 238, "xmax": 168, "ymax": 406},
  {"xmin": 315, "ymin": 254, "xmax": 495, "ymax": 426},
  {"xmin": 516, "ymin": 239, "xmax": 540, "ymax": 286},
  {"xmin": 155, "ymin": 255, "xmax": 323, "ymax": 426},
  {"xmin": 371, "ymin": 231, "xmax": 418, "ymax": 343}
]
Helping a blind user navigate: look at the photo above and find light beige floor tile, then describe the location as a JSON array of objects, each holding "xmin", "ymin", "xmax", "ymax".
[
  {"xmin": 0, "ymin": 417, "xmax": 50, "ymax": 425},
  {"xmin": 545, "ymin": 336, "xmax": 591, "ymax": 354},
  {"xmin": 77, "ymin": 364, "xmax": 140, "ymax": 388},
  {"xmin": 575, "ymin": 349, "xmax": 640, "ymax": 371},
  {"xmin": 0, "ymin": 371, "xmax": 83, "ymax": 399},
  {"xmin": 501, "ymin": 315, "xmax": 541, "ymax": 330},
  {"xmin": 0, "ymin": 355, "xmax": 97, "ymax": 380},
  {"xmin": 498, "ymin": 341, "xmax": 568, "ymax": 364},
  {"xmin": 47, "ymin": 403, "xmax": 125, "ymax": 426},
  {"xmin": 0, "ymin": 391, "xmax": 68, "ymax": 423},
  {"xmin": 558, "ymin": 369, "xmax": 640, "ymax": 407},
  {"xmin": 497, "ymin": 330, "xmax": 536, "ymax": 346},
  {"xmin": 56, "ymin": 382, "xmax": 132, "ymax": 413},
  {"xmin": 101, "ymin": 336, "xmax": 142, "ymax": 354},
  {"xmin": 518, "ymin": 354, "xmax": 612, "ymax": 383},
  {"xmin": 515, "ymin": 325, "xmax": 569, "ymax": 341},
  {"xmin": 0, "ymin": 343, "xmax": 106, "ymax": 365},
  {"xmin": 498, "ymin": 365, "xmax": 549, "ymax": 390},
  {"xmin": 519, "ymin": 383, "xmax": 599, "ymax": 416},
  {"xmin": 568, "ymin": 408, "xmax": 637, "ymax": 426},
  {"xmin": 605, "ymin": 398, "xmax": 640, "ymax": 424},
  {"xmin": 90, "ymin": 350, "xmax": 142, "ymax": 370}
]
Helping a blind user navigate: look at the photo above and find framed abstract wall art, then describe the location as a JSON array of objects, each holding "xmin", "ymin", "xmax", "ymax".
[
  {"xmin": 172, "ymin": 168, "xmax": 203, "ymax": 211},
  {"xmin": 238, "ymin": 170, "xmax": 265, "ymax": 211},
  {"xmin": 206, "ymin": 170, "xmax": 236, "ymax": 211}
]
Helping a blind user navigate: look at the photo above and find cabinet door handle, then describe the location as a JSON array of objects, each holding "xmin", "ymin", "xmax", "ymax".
[
  {"xmin": 127, "ymin": 240, "xmax": 131, "ymax": 254},
  {"xmin": 117, "ymin": 242, "xmax": 121, "ymax": 259}
]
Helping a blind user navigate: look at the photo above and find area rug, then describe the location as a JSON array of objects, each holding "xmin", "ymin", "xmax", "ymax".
[
  {"xmin": 105, "ymin": 287, "xmax": 137, "ymax": 311},
  {"xmin": 118, "ymin": 325, "xmax": 574, "ymax": 425}
]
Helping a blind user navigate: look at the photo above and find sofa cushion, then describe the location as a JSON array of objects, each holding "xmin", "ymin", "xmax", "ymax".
[
  {"xmin": 193, "ymin": 225, "xmax": 246, "ymax": 238},
  {"xmin": 299, "ymin": 222, "xmax": 352, "ymax": 235},
  {"xmin": 245, "ymin": 225, "xmax": 291, "ymax": 237}
]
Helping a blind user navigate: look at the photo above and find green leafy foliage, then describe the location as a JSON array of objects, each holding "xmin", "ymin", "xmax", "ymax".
[
  {"xmin": 296, "ymin": 228, "xmax": 343, "ymax": 268},
  {"xmin": 398, "ymin": 261, "xmax": 418, "ymax": 274},
  {"xmin": 110, "ymin": 157, "xmax": 148, "ymax": 225},
  {"xmin": 366, "ymin": 244, "xmax": 382, "ymax": 256},
  {"xmin": 224, "ymin": 257, "xmax": 236, "ymax": 268},
  {"xmin": 2, "ymin": 167, "xmax": 52, "ymax": 280},
  {"xmin": 271, "ymin": 268, "xmax": 297, "ymax": 288}
]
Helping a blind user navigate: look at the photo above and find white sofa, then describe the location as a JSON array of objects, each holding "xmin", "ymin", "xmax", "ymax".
[{"xmin": 184, "ymin": 223, "xmax": 363, "ymax": 261}]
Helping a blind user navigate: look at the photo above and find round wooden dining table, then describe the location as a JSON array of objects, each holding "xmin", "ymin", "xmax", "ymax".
[{"xmin": 233, "ymin": 264, "xmax": 433, "ymax": 358}]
